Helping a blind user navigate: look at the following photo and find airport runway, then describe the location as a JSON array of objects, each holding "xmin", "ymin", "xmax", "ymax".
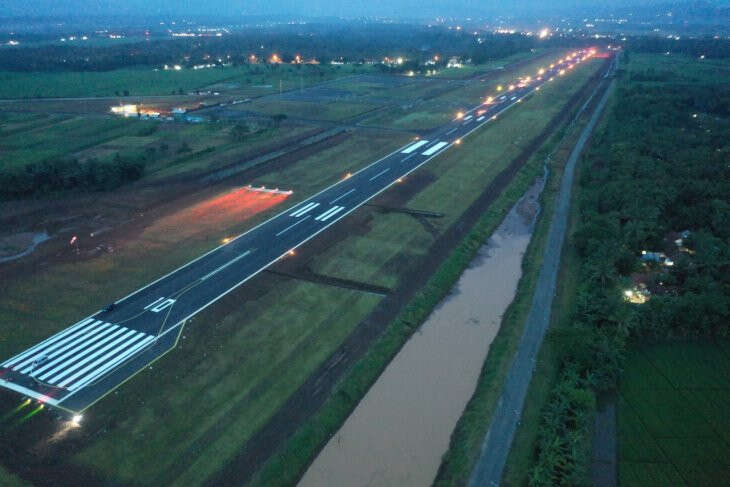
[{"xmin": 0, "ymin": 50, "xmax": 595, "ymax": 414}]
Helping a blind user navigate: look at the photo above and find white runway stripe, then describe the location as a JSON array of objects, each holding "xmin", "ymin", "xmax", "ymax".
[
  {"xmin": 400, "ymin": 140, "xmax": 429, "ymax": 154},
  {"xmin": 23, "ymin": 322, "xmax": 118, "ymax": 375},
  {"xmin": 477, "ymin": 116, "xmax": 485, "ymax": 121},
  {"xmin": 57, "ymin": 332, "xmax": 148, "ymax": 388},
  {"xmin": 48, "ymin": 330, "xmax": 142, "ymax": 385},
  {"xmin": 318, "ymin": 206, "xmax": 346, "ymax": 222},
  {"xmin": 314, "ymin": 206, "xmax": 345, "ymax": 221},
  {"xmin": 463, "ymin": 115, "xmax": 473, "ymax": 120},
  {"xmin": 67, "ymin": 335, "xmax": 155, "ymax": 391},
  {"xmin": 35, "ymin": 326, "xmax": 128, "ymax": 381},
  {"xmin": 422, "ymin": 141, "xmax": 449, "ymax": 156},
  {"xmin": 290, "ymin": 202, "xmax": 319, "ymax": 217},
  {"xmin": 11, "ymin": 319, "xmax": 104, "ymax": 371},
  {"xmin": 2, "ymin": 317, "xmax": 95, "ymax": 368}
]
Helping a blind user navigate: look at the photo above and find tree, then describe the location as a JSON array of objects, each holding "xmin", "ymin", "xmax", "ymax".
[{"xmin": 271, "ymin": 113, "xmax": 288, "ymax": 128}]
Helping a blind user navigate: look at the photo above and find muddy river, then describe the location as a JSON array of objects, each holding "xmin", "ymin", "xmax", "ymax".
[{"xmin": 299, "ymin": 175, "xmax": 546, "ymax": 487}]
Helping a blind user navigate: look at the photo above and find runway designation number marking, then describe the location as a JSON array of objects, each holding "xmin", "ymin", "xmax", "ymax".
[{"xmin": 144, "ymin": 298, "xmax": 177, "ymax": 313}]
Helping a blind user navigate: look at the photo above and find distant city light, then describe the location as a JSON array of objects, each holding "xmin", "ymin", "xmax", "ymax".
[{"xmin": 538, "ymin": 28, "xmax": 550, "ymax": 39}]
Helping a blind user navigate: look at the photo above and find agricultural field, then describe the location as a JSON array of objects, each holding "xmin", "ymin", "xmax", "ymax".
[
  {"xmin": 618, "ymin": 342, "xmax": 730, "ymax": 486},
  {"xmin": 0, "ymin": 113, "xmax": 152, "ymax": 169},
  {"xmin": 0, "ymin": 63, "xmax": 372, "ymax": 99}
]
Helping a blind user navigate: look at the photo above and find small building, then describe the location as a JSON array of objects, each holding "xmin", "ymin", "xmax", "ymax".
[
  {"xmin": 110, "ymin": 104, "xmax": 138, "ymax": 117},
  {"xmin": 641, "ymin": 250, "xmax": 674, "ymax": 267},
  {"xmin": 447, "ymin": 56, "xmax": 463, "ymax": 68}
]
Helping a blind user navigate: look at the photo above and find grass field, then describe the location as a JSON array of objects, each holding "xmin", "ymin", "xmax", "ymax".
[
  {"xmin": 0, "ymin": 111, "xmax": 320, "ymax": 182},
  {"xmin": 245, "ymin": 98, "xmax": 378, "ymax": 121},
  {"xmin": 618, "ymin": 342, "xmax": 730, "ymax": 486},
  {"xmin": 625, "ymin": 52, "xmax": 730, "ymax": 84},
  {"xmin": 360, "ymin": 50, "xmax": 568, "ymax": 131},
  {"xmin": 0, "ymin": 64, "xmax": 370, "ymax": 99},
  {"xmin": 430, "ymin": 50, "xmax": 546, "ymax": 79},
  {"xmin": 0, "ymin": 114, "xmax": 152, "ymax": 169}
]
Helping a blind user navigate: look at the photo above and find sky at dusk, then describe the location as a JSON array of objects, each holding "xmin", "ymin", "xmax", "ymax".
[{"xmin": 4, "ymin": 0, "xmax": 723, "ymax": 19}]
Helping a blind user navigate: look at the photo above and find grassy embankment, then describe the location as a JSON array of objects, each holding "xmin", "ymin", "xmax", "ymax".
[
  {"xmin": 501, "ymin": 52, "xmax": 730, "ymax": 485},
  {"xmin": 498, "ymin": 82, "xmax": 617, "ymax": 487},
  {"xmin": 247, "ymin": 58, "xmax": 603, "ymax": 487},
  {"xmin": 433, "ymin": 62, "xmax": 609, "ymax": 486}
]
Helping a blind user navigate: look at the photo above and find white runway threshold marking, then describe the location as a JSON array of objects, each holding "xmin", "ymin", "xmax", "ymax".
[
  {"xmin": 477, "ymin": 116, "xmax": 486, "ymax": 121},
  {"xmin": 422, "ymin": 141, "xmax": 449, "ymax": 156},
  {"xmin": 315, "ymin": 206, "xmax": 345, "ymax": 222},
  {"xmin": 400, "ymin": 140, "xmax": 429, "ymax": 154},
  {"xmin": 1, "ymin": 319, "xmax": 155, "ymax": 391},
  {"xmin": 290, "ymin": 202, "xmax": 320, "ymax": 217}
]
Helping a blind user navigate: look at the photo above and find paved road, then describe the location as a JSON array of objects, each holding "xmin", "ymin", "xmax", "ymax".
[
  {"xmin": 0, "ymin": 51, "xmax": 595, "ymax": 415},
  {"xmin": 468, "ymin": 54, "xmax": 617, "ymax": 487}
]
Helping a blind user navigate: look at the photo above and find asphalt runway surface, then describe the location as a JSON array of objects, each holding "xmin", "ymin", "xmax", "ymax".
[{"xmin": 0, "ymin": 50, "xmax": 594, "ymax": 414}]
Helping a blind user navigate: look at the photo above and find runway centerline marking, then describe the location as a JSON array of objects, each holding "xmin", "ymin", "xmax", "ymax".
[
  {"xmin": 201, "ymin": 250, "xmax": 253, "ymax": 280},
  {"xmin": 369, "ymin": 167, "xmax": 390, "ymax": 181},
  {"xmin": 402, "ymin": 152, "xmax": 417, "ymax": 162},
  {"xmin": 330, "ymin": 188, "xmax": 355, "ymax": 205},
  {"xmin": 276, "ymin": 215, "xmax": 311, "ymax": 237},
  {"xmin": 446, "ymin": 127, "xmax": 458, "ymax": 135}
]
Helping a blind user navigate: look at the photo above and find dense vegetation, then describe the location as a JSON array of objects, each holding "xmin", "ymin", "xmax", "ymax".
[
  {"xmin": 0, "ymin": 154, "xmax": 146, "ymax": 199},
  {"xmin": 0, "ymin": 23, "xmax": 578, "ymax": 72},
  {"xmin": 527, "ymin": 53, "xmax": 729, "ymax": 485}
]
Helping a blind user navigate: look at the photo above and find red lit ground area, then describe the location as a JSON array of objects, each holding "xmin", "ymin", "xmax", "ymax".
[{"xmin": 141, "ymin": 186, "xmax": 292, "ymax": 245}]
